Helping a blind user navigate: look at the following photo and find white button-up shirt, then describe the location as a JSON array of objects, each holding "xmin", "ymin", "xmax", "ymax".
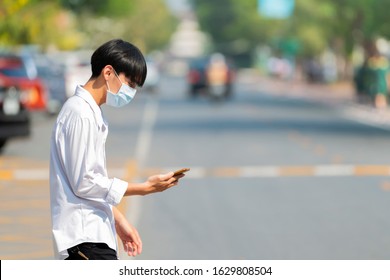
[{"xmin": 50, "ymin": 85, "xmax": 128, "ymax": 259}]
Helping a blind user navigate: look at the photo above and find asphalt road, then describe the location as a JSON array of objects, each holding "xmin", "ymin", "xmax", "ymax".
[{"xmin": 1, "ymin": 73, "xmax": 390, "ymax": 260}]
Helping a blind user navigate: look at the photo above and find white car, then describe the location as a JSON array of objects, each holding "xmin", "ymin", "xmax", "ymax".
[{"xmin": 143, "ymin": 57, "xmax": 160, "ymax": 92}]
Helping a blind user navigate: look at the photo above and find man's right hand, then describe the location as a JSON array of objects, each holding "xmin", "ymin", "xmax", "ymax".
[{"xmin": 125, "ymin": 171, "xmax": 185, "ymax": 196}]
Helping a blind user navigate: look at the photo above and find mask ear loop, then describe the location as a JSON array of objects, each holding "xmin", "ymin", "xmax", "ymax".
[{"xmin": 113, "ymin": 69, "xmax": 125, "ymax": 85}]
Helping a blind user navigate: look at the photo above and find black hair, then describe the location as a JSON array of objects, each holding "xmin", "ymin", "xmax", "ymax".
[{"xmin": 91, "ymin": 39, "xmax": 147, "ymax": 87}]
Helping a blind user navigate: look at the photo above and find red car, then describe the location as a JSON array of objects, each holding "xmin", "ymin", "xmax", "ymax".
[{"xmin": 0, "ymin": 54, "xmax": 47, "ymax": 111}]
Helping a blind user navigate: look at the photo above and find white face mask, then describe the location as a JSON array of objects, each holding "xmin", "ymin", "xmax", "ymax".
[{"xmin": 106, "ymin": 70, "xmax": 137, "ymax": 107}]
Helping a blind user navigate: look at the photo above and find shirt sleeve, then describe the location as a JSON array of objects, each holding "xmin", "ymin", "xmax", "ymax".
[{"xmin": 61, "ymin": 116, "xmax": 127, "ymax": 205}]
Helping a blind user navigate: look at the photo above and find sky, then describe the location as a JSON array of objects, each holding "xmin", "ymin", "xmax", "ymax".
[{"xmin": 164, "ymin": 0, "xmax": 192, "ymax": 14}]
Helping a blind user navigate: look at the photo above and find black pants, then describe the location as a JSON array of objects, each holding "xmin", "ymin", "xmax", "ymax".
[{"xmin": 65, "ymin": 242, "xmax": 118, "ymax": 260}]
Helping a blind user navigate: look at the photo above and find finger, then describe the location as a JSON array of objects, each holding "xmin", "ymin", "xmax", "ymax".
[
  {"xmin": 124, "ymin": 241, "xmax": 132, "ymax": 256},
  {"xmin": 138, "ymin": 240, "xmax": 143, "ymax": 254},
  {"xmin": 129, "ymin": 228, "xmax": 142, "ymax": 255},
  {"xmin": 159, "ymin": 172, "xmax": 174, "ymax": 181},
  {"xmin": 127, "ymin": 242, "xmax": 138, "ymax": 257},
  {"xmin": 168, "ymin": 180, "xmax": 179, "ymax": 188},
  {"xmin": 129, "ymin": 242, "xmax": 137, "ymax": 257},
  {"xmin": 133, "ymin": 243, "xmax": 142, "ymax": 256},
  {"xmin": 134, "ymin": 232, "xmax": 143, "ymax": 254},
  {"xmin": 173, "ymin": 173, "xmax": 186, "ymax": 180},
  {"xmin": 131, "ymin": 239, "xmax": 141, "ymax": 256},
  {"xmin": 169, "ymin": 175, "xmax": 183, "ymax": 184}
]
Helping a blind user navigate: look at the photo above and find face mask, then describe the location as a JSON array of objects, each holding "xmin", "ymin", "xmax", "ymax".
[{"xmin": 106, "ymin": 71, "xmax": 137, "ymax": 107}]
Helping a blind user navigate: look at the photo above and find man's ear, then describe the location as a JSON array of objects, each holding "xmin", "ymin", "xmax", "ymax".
[{"xmin": 102, "ymin": 65, "xmax": 114, "ymax": 81}]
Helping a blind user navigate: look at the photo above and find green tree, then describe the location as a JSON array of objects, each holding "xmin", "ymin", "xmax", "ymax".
[
  {"xmin": 0, "ymin": 0, "xmax": 83, "ymax": 50},
  {"xmin": 193, "ymin": 0, "xmax": 390, "ymax": 72},
  {"xmin": 1, "ymin": 0, "xmax": 176, "ymax": 52},
  {"xmin": 195, "ymin": 0, "xmax": 263, "ymax": 52},
  {"xmin": 323, "ymin": 0, "xmax": 390, "ymax": 53},
  {"xmin": 79, "ymin": 0, "xmax": 177, "ymax": 53}
]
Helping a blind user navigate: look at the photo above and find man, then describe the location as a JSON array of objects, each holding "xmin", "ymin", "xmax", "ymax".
[{"xmin": 50, "ymin": 39, "xmax": 184, "ymax": 260}]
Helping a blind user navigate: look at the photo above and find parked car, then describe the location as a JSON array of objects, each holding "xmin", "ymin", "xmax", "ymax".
[
  {"xmin": 0, "ymin": 84, "xmax": 30, "ymax": 151},
  {"xmin": 187, "ymin": 54, "xmax": 235, "ymax": 99},
  {"xmin": 32, "ymin": 53, "xmax": 67, "ymax": 114},
  {"xmin": 142, "ymin": 57, "xmax": 161, "ymax": 92},
  {"xmin": 187, "ymin": 56, "xmax": 209, "ymax": 96},
  {"xmin": 0, "ymin": 53, "xmax": 48, "ymax": 111}
]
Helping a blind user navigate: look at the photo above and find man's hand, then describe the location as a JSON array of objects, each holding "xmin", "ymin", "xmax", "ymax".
[
  {"xmin": 125, "ymin": 171, "xmax": 185, "ymax": 196},
  {"xmin": 113, "ymin": 207, "xmax": 142, "ymax": 257}
]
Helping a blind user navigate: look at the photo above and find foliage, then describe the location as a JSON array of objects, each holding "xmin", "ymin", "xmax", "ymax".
[
  {"xmin": 79, "ymin": 0, "xmax": 177, "ymax": 53},
  {"xmin": 0, "ymin": 0, "xmax": 177, "ymax": 52},
  {"xmin": 0, "ymin": 0, "xmax": 81, "ymax": 50},
  {"xmin": 193, "ymin": 0, "xmax": 390, "ymax": 62}
]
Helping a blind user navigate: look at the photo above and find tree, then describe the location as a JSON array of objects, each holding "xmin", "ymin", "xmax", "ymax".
[
  {"xmin": 0, "ymin": 0, "xmax": 83, "ymax": 50},
  {"xmin": 194, "ymin": 0, "xmax": 282, "ymax": 66},
  {"xmin": 193, "ymin": 0, "xmax": 390, "ymax": 74},
  {"xmin": 0, "ymin": 0, "xmax": 177, "ymax": 52},
  {"xmin": 58, "ymin": 0, "xmax": 176, "ymax": 52}
]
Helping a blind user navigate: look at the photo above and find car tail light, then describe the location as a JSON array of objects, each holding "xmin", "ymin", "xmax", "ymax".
[
  {"xmin": 28, "ymin": 87, "xmax": 40, "ymax": 105},
  {"xmin": 22, "ymin": 86, "xmax": 46, "ymax": 110}
]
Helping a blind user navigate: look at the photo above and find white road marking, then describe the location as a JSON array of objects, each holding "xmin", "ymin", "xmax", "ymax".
[
  {"xmin": 5, "ymin": 165, "xmax": 390, "ymax": 181},
  {"xmin": 119, "ymin": 96, "xmax": 159, "ymax": 259},
  {"xmin": 134, "ymin": 96, "xmax": 159, "ymax": 168},
  {"xmin": 314, "ymin": 165, "xmax": 355, "ymax": 176},
  {"xmin": 240, "ymin": 166, "xmax": 279, "ymax": 178}
]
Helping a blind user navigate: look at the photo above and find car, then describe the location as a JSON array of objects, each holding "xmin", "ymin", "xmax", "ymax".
[
  {"xmin": 0, "ymin": 84, "xmax": 30, "ymax": 151},
  {"xmin": 187, "ymin": 54, "xmax": 235, "ymax": 99},
  {"xmin": 142, "ymin": 57, "xmax": 161, "ymax": 93},
  {"xmin": 187, "ymin": 56, "xmax": 209, "ymax": 96},
  {"xmin": 32, "ymin": 53, "xmax": 67, "ymax": 114},
  {"xmin": 0, "ymin": 53, "xmax": 48, "ymax": 111}
]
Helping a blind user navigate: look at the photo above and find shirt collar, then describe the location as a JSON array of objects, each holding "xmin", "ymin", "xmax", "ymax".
[{"xmin": 75, "ymin": 85, "xmax": 106, "ymax": 127}]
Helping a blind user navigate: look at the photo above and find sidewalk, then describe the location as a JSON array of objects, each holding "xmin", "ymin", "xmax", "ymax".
[
  {"xmin": 238, "ymin": 69, "xmax": 390, "ymax": 130},
  {"xmin": 238, "ymin": 69, "xmax": 355, "ymax": 102}
]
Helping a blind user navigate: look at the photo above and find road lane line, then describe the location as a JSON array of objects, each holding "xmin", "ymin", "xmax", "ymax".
[
  {"xmin": 0, "ymin": 249, "xmax": 53, "ymax": 260},
  {"xmin": 0, "ymin": 170, "xmax": 12, "ymax": 180},
  {"xmin": 134, "ymin": 96, "xmax": 158, "ymax": 169},
  {"xmin": 279, "ymin": 166, "xmax": 315, "ymax": 176},
  {"xmin": 212, "ymin": 167, "xmax": 241, "ymax": 177},
  {"xmin": 354, "ymin": 165, "xmax": 390, "ymax": 176},
  {"xmin": 5, "ymin": 164, "xmax": 390, "ymax": 180},
  {"xmin": 14, "ymin": 169, "xmax": 48, "ymax": 180},
  {"xmin": 314, "ymin": 165, "xmax": 354, "ymax": 176},
  {"xmin": 240, "ymin": 166, "xmax": 279, "ymax": 178},
  {"xmin": 124, "ymin": 160, "xmax": 140, "ymax": 226}
]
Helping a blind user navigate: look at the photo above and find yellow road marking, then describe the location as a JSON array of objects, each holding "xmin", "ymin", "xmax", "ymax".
[
  {"xmin": 354, "ymin": 165, "xmax": 390, "ymax": 176},
  {"xmin": 0, "ymin": 249, "xmax": 53, "ymax": 260},
  {"xmin": 213, "ymin": 167, "xmax": 241, "ymax": 177},
  {"xmin": 0, "ymin": 170, "xmax": 12, "ymax": 180},
  {"xmin": 0, "ymin": 199, "xmax": 49, "ymax": 210}
]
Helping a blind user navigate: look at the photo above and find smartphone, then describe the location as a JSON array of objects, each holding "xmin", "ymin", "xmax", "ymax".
[{"xmin": 173, "ymin": 168, "xmax": 190, "ymax": 176}]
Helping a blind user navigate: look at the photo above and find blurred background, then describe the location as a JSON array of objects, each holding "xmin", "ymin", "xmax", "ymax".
[{"xmin": 1, "ymin": 0, "xmax": 390, "ymax": 260}]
